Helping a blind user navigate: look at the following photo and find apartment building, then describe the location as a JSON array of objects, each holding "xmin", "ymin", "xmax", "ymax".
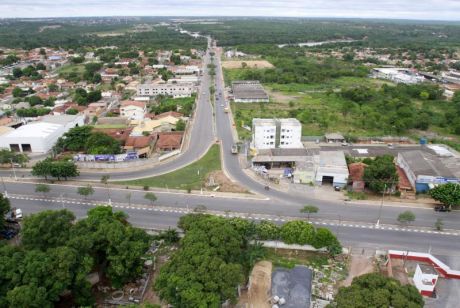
[
  {"xmin": 137, "ymin": 83, "xmax": 194, "ymax": 98},
  {"xmin": 252, "ymin": 118, "xmax": 303, "ymax": 150}
]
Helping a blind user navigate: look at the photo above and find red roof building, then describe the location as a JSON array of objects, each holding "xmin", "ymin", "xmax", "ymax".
[
  {"xmin": 348, "ymin": 162, "xmax": 367, "ymax": 192},
  {"xmin": 156, "ymin": 132, "xmax": 183, "ymax": 152}
]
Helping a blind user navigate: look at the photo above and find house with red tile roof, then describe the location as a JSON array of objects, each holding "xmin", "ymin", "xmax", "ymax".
[
  {"xmin": 124, "ymin": 135, "xmax": 157, "ymax": 158},
  {"xmin": 156, "ymin": 132, "xmax": 183, "ymax": 152},
  {"xmin": 348, "ymin": 162, "xmax": 367, "ymax": 192}
]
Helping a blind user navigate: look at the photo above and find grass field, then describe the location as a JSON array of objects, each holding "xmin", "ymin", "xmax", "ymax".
[
  {"xmin": 57, "ymin": 64, "xmax": 85, "ymax": 75},
  {"xmin": 116, "ymin": 144, "xmax": 221, "ymax": 190},
  {"xmin": 222, "ymin": 60, "xmax": 274, "ymax": 69}
]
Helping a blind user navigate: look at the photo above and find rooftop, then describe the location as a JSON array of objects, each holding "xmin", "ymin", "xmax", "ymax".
[
  {"xmin": 40, "ymin": 114, "xmax": 82, "ymax": 125},
  {"xmin": 399, "ymin": 150, "xmax": 454, "ymax": 178},
  {"xmin": 253, "ymin": 118, "xmax": 276, "ymax": 126},
  {"xmin": 232, "ymin": 80, "xmax": 269, "ymax": 100},
  {"xmin": 3, "ymin": 122, "xmax": 62, "ymax": 138}
]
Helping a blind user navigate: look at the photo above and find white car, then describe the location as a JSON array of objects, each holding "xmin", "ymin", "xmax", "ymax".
[{"xmin": 220, "ymin": 104, "xmax": 224, "ymax": 107}]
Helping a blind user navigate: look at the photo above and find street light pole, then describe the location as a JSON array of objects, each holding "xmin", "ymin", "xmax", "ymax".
[
  {"xmin": 376, "ymin": 183, "xmax": 386, "ymax": 227},
  {"xmin": 10, "ymin": 159, "xmax": 17, "ymax": 181},
  {"xmin": 1, "ymin": 176, "xmax": 7, "ymax": 197}
]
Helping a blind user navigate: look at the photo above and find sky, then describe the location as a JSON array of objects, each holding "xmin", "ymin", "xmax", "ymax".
[{"xmin": 0, "ymin": 0, "xmax": 460, "ymax": 21}]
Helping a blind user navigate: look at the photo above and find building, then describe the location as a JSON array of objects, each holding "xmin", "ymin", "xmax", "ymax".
[
  {"xmin": 124, "ymin": 135, "xmax": 156, "ymax": 158},
  {"xmin": 348, "ymin": 162, "xmax": 367, "ymax": 192},
  {"xmin": 325, "ymin": 133, "xmax": 345, "ymax": 144},
  {"xmin": 130, "ymin": 115, "xmax": 180, "ymax": 136},
  {"xmin": 0, "ymin": 114, "xmax": 84, "ymax": 153},
  {"xmin": 137, "ymin": 83, "xmax": 194, "ymax": 98},
  {"xmin": 372, "ymin": 67, "xmax": 425, "ymax": 84},
  {"xmin": 397, "ymin": 149, "xmax": 460, "ymax": 192},
  {"xmin": 252, "ymin": 118, "xmax": 303, "ymax": 150},
  {"xmin": 232, "ymin": 81, "xmax": 269, "ymax": 103},
  {"xmin": 156, "ymin": 132, "xmax": 183, "ymax": 152},
  {"xmin": 315, "ymin": 151, "xmax": 349, "ymax": 188},
  {"xmin": 120, "ymin": 101, "xmax": 146, "ymax": 120},
  {"xmin": 413, "ymin": 264, "xmax": 438, "ymax": 297}
]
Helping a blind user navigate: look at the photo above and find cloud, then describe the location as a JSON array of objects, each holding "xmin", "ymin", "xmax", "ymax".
[{"xmin": 0, "ymin": 0, "xmax": 459, "ymax": 20}]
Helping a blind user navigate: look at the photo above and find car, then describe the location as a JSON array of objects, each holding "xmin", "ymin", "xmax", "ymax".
[
  {"xmin": 231, "ymin": 144, "xmax": 238, "ymax": 154},
  {"xmin": 434, "ymin": 206, "xmax": 451, "ymax": 212},
  {"xmin": 220, "ymin": 104, "xmax": 224, "ymax": 107}
]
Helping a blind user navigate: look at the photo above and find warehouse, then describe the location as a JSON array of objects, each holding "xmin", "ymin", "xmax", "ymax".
[
  {"xmin": 232, "ymin": 80, "xmax": 269, "ymax": 103},
  {"xmin": 0, "ymin": 115, "xmax": 84, "ymax": 153},
  {"xmin": 315, "ymin": 151, "xmax": 349, "ymax": 188}
]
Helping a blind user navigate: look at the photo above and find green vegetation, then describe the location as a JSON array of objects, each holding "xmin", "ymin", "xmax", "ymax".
[
  {"xmin": 0, "ymin": 206, "xmax": 151, "ymax": 307},
  {"xmin": 31, "ymin": 158, "xmax": 79, "ymax": 181},
  {"xmin": 331, "ymin": 273, "xmax": 423, "ymax": 308},
  {"xmin": 150, "ymin": 95, "xmax": 196, "ymax": 117},
  {"xmin": 429, "ymin": 183, "xmax": 460, "ymax": 209},
  {"xmin": 54, "ymin": 125, "xmax": 121, "ymax": 154},
  {"xmin": 0, "ymin": 149, "xmax": 29, "ymax": 166},
  {"xmin": 16, "ymin": 107, "xmax": 51, "ymax": 118},
  {"xmin": 397, "ymin": 211, "xmax": 416, "ymax": 225},
  {"xmin": 300, "ymin": 205, "xmax": 319, "ymax": 220},
  {"xmin": 77, "ymin": 185, "xmax": 94, "ymax": 199},
  {"xmin": 35, "ymin": 183, "xmax": 51, "ymax": 197},
  {"xmin": 0, "ymin": 19, "xmax": 206, "ymax": 50},
  {"xmin": 118, "ymin": 144, "xmax": 221, "ymax": 190},
  {"xmin": 363, "ymin": 155, "xmax": 399, "ymax": 193},
  {"xmin": 0, "ymin": 194, "xmax": 11, "ymax": 231},
  {"xmin": 144, "ymin": 192, "xmax": 157, "ymax": 205}
]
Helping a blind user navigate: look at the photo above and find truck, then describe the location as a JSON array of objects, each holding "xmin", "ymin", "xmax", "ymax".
[
  {"xmin": 224, "ymin": 107, "xmax": 229, "ymax": 113},
  {"xmin": 231, "ymin": 144, "xmax": 238, "ymax": 154}
]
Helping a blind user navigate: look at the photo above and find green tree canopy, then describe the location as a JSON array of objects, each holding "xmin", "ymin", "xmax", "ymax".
[
  {"xmin": 0, "ymin": 194, "xmax": 11, "ymax": 230},
  {"xmin": 429, "ymin": 183, "xmax": 460, "ymax": 209},
  {"xmin": 363, "ymin": 155, "xmax": 398, "ymax": 193},
  {"xmin": 280, "ymin": 220, "xmax": 316, "ymax": 245},
  {"xmin": 331, "ymin": 273, "xmax": 423, "ymax": 308}
]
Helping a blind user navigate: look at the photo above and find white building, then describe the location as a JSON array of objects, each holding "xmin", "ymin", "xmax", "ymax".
[
  {"xmin": 413, "ymin": 264, "xmax": 438, "ymax": 297},
  {"xmin": 137, "ymin": 83, "xmax": 194, "ymax": 98},
  {"xmin": 252, "ymin": 118, "xmax": 303, "ymax": 150},
  {"xmin": 0, "ymin": 114, "xmax": 84, "ymax": 153},
  {"xmin": 120, "ymin": 101, "xmax": 146, "ymax": 120},
  {"xmin": 252, "ymin": 119, "xmax": 277, "ymax": 150},
  {"xmin": 372, "ymin": 68, "xmax": 425, "ymax": 84},
  {"xmin": 279, "ymin": 119, "xmax": 303, "ymax": 149}
]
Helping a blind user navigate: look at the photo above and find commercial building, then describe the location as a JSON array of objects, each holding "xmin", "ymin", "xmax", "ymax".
[
  {"xmin": 372, "ymin": 67, "xmax": 425, "ymax": 84},
  {"xmin": 137, "ymin": 83, "xmax": 194, "ymax": 98},
  {"xmin": 0, "ymin": 114, "xmax": 84, "ymax": 153},
  {"xmin": 232, "ymin": 81, "xmax": 269, "ymax": 103},
  {"xmin": 315, "ymin": 151, "xmax": 349, "ymax": 188},
  {"xmin": 397, "ymin": 148, "xmax": 460, "ymax": 192},
  {"xmin": 252, "ymin": 118, "xmax": 303, "ymax": 150}
]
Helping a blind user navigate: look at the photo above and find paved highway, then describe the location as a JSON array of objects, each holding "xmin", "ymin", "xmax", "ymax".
[
  {"xmin": 1, "ymin": 40, "xmax": 459, "ymax": 238},
  {"xmin": 12, "ymin": 196, "xmax": 460, "ymax": 258}
]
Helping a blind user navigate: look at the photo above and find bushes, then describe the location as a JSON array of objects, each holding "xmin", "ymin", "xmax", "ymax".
[{"xmin": 280, "ymin": 221, "xmax": 315, "ymax": 245}]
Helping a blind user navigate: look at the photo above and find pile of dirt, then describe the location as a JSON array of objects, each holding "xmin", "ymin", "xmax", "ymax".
[
  {"xmin": 239, "ymin": 261, "xmax": 273, "ymax": 308},
  {"xmin": 205, "ymin": 170, "xmax": 248, "ymax": 193}
]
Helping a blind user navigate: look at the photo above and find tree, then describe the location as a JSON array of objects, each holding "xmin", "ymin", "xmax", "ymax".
[
  {"xmin": 85, "ymin": 132, "xmax": 121, "ymax": 154},
  {"xmin": 6, "ymin": 284, "xmax": 51, "ymax": 308},
  {"xmin": 255, "ymin": 220, "xmax": 280, "ymax": 240},
  {"xmin": 12, "ymin": 68, "xmax": 23, "ymax": 79},
  {"xmin": 435, "ymin": 218, "xmax": 443, "ymax": 231},
  {"xmin": 144, "ymin": 192, "xmax": 157, "ymax": 205},
  {"xmin": 175, "ymin": 119, "xmax": 186, "ymax": 131},
  {"xmin": 21, "ymin": 209, "xmax": 75, "ymax": 250},
  {"xmin": 55, "ymin": 126, "xmax": 93, "ymax": 152},
  {"xmin": 31, "ymin": 158, "xmax": 53, "ymax": 180},
  {"xmin": 280, "ymin": 221, "xmax": 316, "ymax": 245},
  {"xmin": 35, "ymin": 183, "xmax": 51, "ymax": 198},
  {"xmin": 0, "ymin": 149, "xmax": 29, "ymax": 165},
  {"xmin": 300, "ymin": 205, "xmax": 319, "ymax": 220},
  {"xmin": 332, "ymin": 273, "xmax": 423, "ymax": 308},
  {"xmin": 429, "ymin": 183, "xmax": 460, "ymax": 210},
  {"xmin": 12, "ymin": 87, "xmax": 23, "ymax": 97},
  {"xmin": 363, "ymin": 155, "xmax": 398, "ymax": 193},
  {"xmin": 397, "ymin": 211, "xmax": 415, "ymax": 225},
  {"xmin": 77, "ymin": 185, "xmax": 94, "ymax": 200},
  {"xmin": 0, "ymin": 194, "xmax": 11, "ymax": 230},
  {"xmin": 32, "ymin": 159, "xmax": 79, "ymax": 181}
]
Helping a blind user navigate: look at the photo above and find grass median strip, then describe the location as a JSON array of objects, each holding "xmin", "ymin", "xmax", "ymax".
[{"xmin": 115, "ymin": 144, "xmax": 221, "ymax": 190}]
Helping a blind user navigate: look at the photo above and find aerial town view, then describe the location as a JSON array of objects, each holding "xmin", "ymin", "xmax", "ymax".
[{"xmin": 1, "ymin": 1, "xmax": 460, "ymax": 307}]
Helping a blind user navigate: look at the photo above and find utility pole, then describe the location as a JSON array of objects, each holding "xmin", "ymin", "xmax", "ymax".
[
  {"xmin": 1, "ymin": 176, "xmax": 7, "ymax": 197},
  {"xmin": 10, "ymin": 159, "xmax": 17, "ymax": 181},
  {"xmin": 376, "ymin": 183, "xmax": 387, "ymax": 227}
]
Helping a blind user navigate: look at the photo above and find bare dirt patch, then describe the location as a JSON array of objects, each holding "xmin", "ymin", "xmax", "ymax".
[
  {"xmin": 342, "ymin": 255, "xmax": 375, "ymax": 287},
  {"xmin": 222, "ymin": 60, "xmax": 274, "ymax": 69},
  {"xmin": 265, "ymin": 88, "xmax": 300, "ymax": 104},
  {"xmin": 206, "ymin": 170, "xmax": 248, "ymax": 193},
  {"xmin": 238, "ymin": 261, "xmax": 272, "ymax": 308}
]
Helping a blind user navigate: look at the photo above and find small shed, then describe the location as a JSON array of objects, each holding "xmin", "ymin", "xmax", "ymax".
[{"xmin": 325, "ymin": 133, "xmax": 345, "ymax": 143}]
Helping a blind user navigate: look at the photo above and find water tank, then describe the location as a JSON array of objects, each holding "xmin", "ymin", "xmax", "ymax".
[{"xmin": 420, "ymin": 138, "xmax": 427, "ymax": 145}]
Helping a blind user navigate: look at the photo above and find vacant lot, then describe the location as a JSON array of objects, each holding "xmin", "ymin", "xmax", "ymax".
[
  {"xmin": 117, "ymin": 144, "xmax": 221, "ymax": 190},
  {"xmin": 222, "ymin": 60, "xmax": 274, "ymax": 69}
]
